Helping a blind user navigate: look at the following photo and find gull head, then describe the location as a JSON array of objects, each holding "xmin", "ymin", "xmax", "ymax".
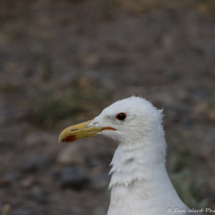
[{"xmin": 59, "ymin": 96, "xmax": 163, "ymax": 147}]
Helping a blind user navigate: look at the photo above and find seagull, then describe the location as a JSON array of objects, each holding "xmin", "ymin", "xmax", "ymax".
[{"xmin": 59, "ymin": 96, "xmax": 204, "ymax": 215}]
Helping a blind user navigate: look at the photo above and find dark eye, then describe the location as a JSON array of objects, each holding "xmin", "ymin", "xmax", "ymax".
[{"xmin": 115, "ymin": 113, "xmax": 127, "ymax": 121}]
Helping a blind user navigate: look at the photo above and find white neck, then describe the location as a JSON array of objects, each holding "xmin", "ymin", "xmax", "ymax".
[{"xmin": 107, "ymin": 132, "xmax": 187, "ymax": 215}]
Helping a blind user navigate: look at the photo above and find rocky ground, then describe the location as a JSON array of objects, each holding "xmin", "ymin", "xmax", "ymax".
[{"xmin": 0, "ymin": 0, "xmax": 215, "ymax": 215}]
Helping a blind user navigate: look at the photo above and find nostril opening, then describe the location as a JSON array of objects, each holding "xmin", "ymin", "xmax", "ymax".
[{"xmin": 71, "ymin": 129, "xmax": 78, "ymax": 131}]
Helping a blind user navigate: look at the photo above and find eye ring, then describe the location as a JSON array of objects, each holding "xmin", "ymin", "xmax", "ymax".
[{"xmin": 115, "ymin": 113, "xmax": 127, "ymax": 121}]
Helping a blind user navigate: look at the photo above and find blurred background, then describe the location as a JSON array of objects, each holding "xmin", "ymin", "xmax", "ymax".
[{"xmin": 0, "ymin": 0, "xmax": 215, "ymax": 214}]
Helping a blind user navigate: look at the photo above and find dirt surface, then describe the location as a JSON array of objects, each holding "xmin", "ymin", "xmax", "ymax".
[{"xmin": 0, "ymin": 1, "xmax": 215, "ymax": 215}]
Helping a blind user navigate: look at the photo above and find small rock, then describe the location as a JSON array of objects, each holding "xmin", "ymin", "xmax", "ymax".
[
  {"xmin": 176, "ymin": 90, "xmax": 189, "ymax": 101},
  {"xmin": 87, "ymin": 157, "xmax": 104, "ymax": 168},
  {"xmin": 4, "ymin": 61, "xmax": 20, "ymax": 72},
  {"xmin": 161, "ymin": 68, "xmax": 180, "ymax": 80},
  {"xmin": 83, "ymin": 54, "xmax": 100, "ymax": 68},
  {"xmin": 20, "ymin": 68, "xmax": 34, "ymax": 78},
  {"xmin": 186, "ymin": 80, "xmax": 200, "ymax": 91},
  {"xmin": 31, "ymin": 186, "xmax": 46, "ymax": 204},
  {"xmin": 77, "ymin": 75, "xmax": 94, "ymax": 89},
  {"xmin": 209, "ymin": 109, "xmax": 215, "ymax": 122},
  {"xmin": 10, "ymin": 208, "xmax": 36, "ymax": 215},
  {"xmin": 20, "ymin": 176, "xmax": 36, "ymax": 188},
  {"xmin": 54, "ymin": 167, "xmax": 89, "ymax": 189},
  {"xmin": 20, "ymin": 154, "xmax": 51, "ymax": 173},
  {"xmin": 0, "ymin": 179, "xmax": 11, "ymax": 187},
  {"xmin": 4, "ymin": 171, "xmax": 22, "ymax": 181},
  {"xmin": 188, "ymin": 90, "xmax": 206, "ymax": 100},
  {"xmin": 2, "ymin": 204, "xmax": 10, "ymax": 215},
  {"xmin": 161, "ymin": 35, "xmax": 174, "ymax": 49},
  {"xmin": 192, "ymin": 101, "xmax": 209, "ymax": 121}
]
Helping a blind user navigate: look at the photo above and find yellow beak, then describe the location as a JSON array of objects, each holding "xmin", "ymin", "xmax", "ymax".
[
  {"xmin": 58, "ymin": 120, "xmax": 116, "ymax": 143},
  {"xmin": 58, "ymin": 120, "xmax": 101, "ymax": 143}
]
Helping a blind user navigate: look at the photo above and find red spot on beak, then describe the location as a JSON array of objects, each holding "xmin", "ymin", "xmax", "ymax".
[{"xmin": 62, "ymin": 135, "xmax": 76, "ymax": 142}]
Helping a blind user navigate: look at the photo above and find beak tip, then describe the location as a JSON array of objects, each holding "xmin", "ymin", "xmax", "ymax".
[
  {"xmin": 58, "ymin": 135, "xmax": 77, "ymax": 143},
  {"xmin": 58, "ymin": 137, "xmax": 62, "ymax": 143}
]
